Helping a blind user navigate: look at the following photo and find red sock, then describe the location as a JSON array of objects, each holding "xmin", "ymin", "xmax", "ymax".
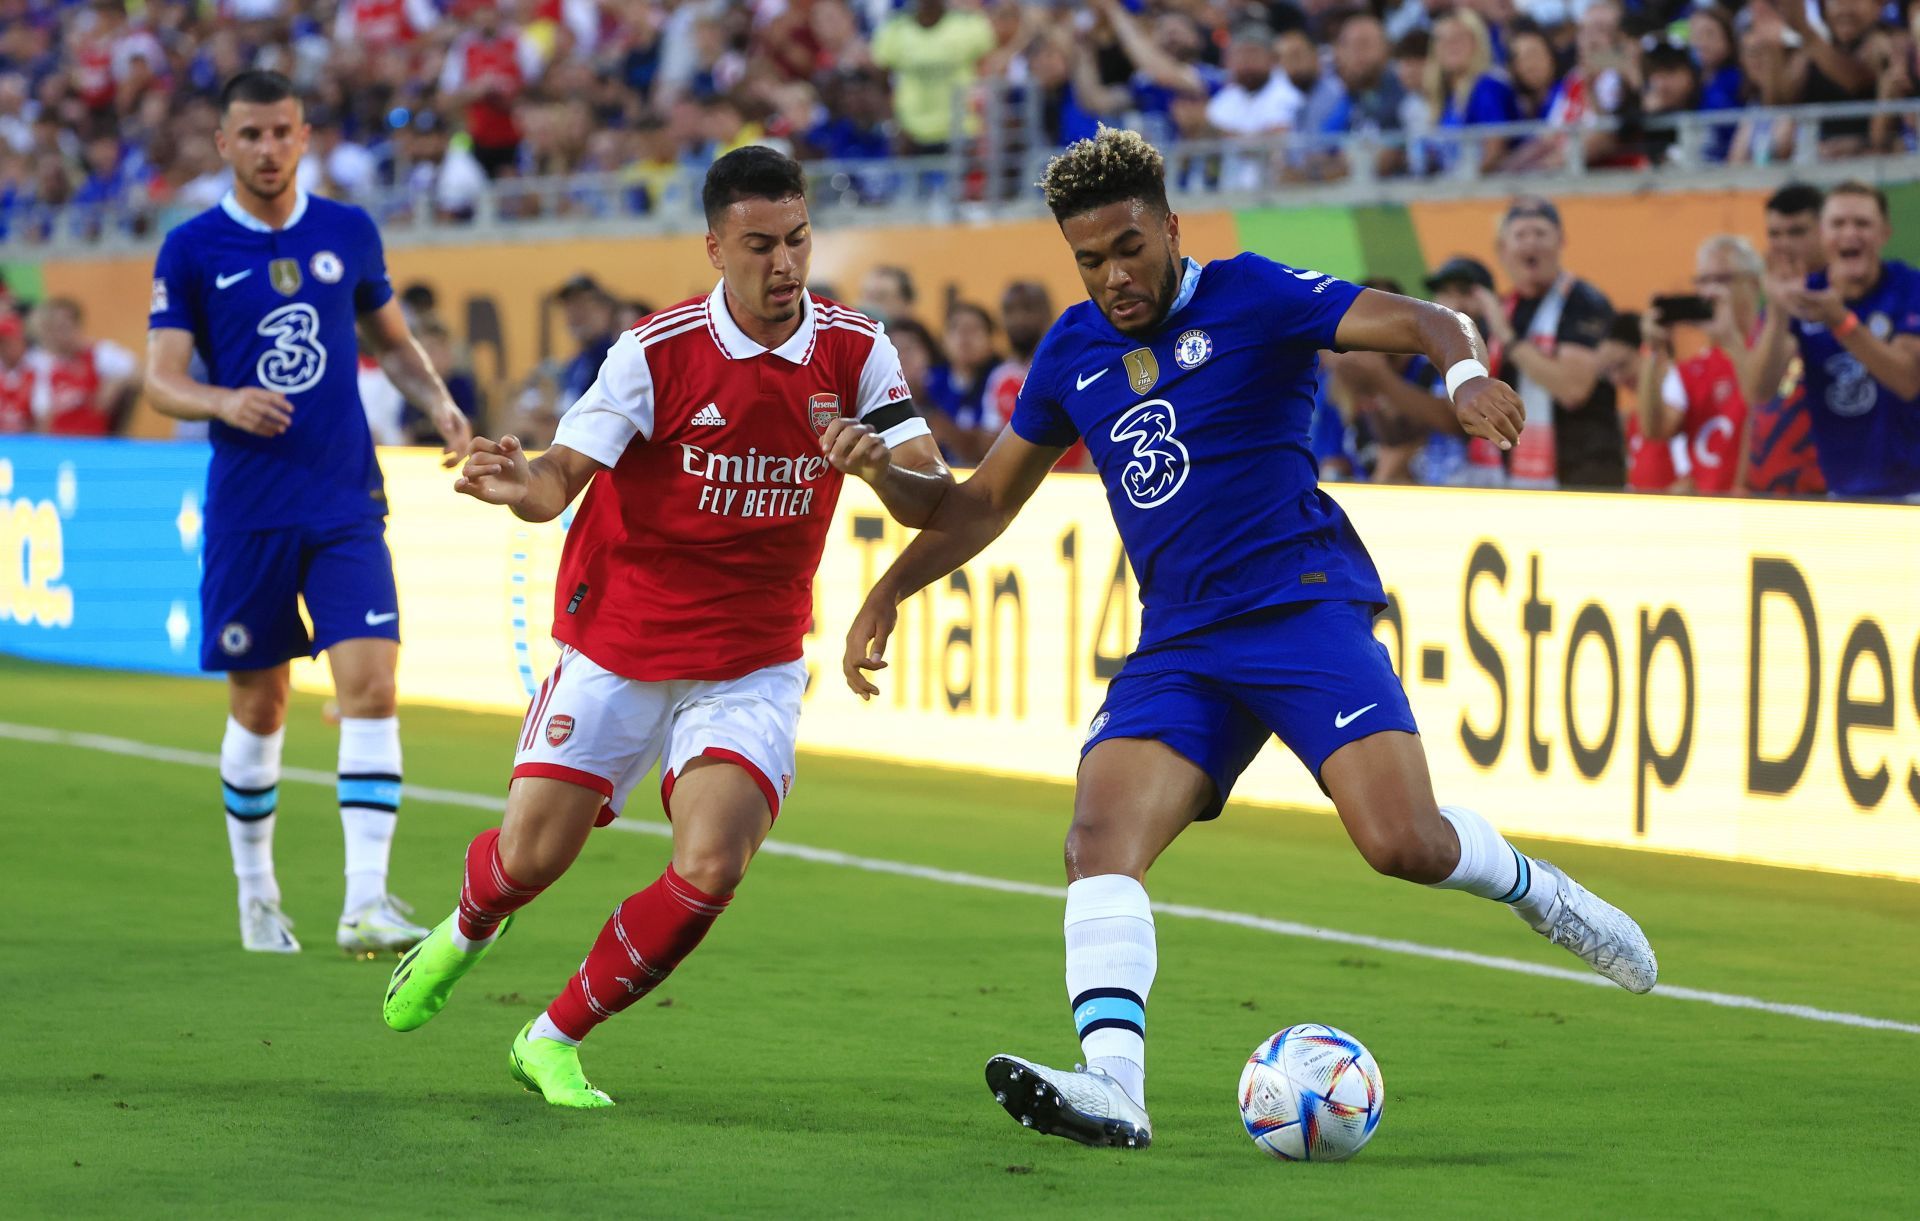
[
  {"xmin": 457, "ymin": 828, "xmax": 546, "ymax": 940},
  {"xmin": 544, "ymin": 865, "xmax": 732, "ymax": 1041}
]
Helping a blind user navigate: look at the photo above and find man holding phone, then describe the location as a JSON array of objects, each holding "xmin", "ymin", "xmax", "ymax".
[{"xmin": 1630, "ymin": 236, "xmax": 1761, "ymax": 494}]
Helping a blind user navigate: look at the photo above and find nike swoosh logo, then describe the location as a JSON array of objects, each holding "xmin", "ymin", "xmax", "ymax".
[
  {"xmin": 215, "ymin": 270, "xmax": 252, "ymax": 289},
  {"xmin": 364, "ymin": 611, "xmax": 399, "ymax": 626},
  {"xmin": 1076, "ymin": 368, "xmax": 1109, "ymax": 391},
  {"xmin": 1333, "ymin": 703, "xmax": 1378, "ymax": 729}
]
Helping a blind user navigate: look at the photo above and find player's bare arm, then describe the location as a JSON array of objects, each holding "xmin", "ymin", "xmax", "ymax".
[
  {"xmin": 819, "ymin": 418, "xmax": 952, "ymax": 527},
  {"xmin": 843, "ymin": 429, "xmax": 1062, "ymax": 699},
  {"xmin": 144, "ymin": 325, "xmax": 293, "ymax": 437},
  {"xmin": 358, "ymin": 298, "xmax": 473, "ymax": 467},
  {"xmin": 1334, "ymin": 287, "xmax": 1524, "ymax": 450},
  {"xmin": 454, "ymin": 436, "xmax": 603, "ymax": 522}
]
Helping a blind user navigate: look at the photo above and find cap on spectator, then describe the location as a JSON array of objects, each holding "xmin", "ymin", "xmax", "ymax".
[
  {"xmin": 1229, "ymin": 23, "xmax": 1275, "ymax": 49},
  {"xmin": 1501, "ymin": 195, "xmax": 1562, "ymax": 231},
  {"xmin": 1424, "ymin": 256, "xmax": 1495, "ymax": 292},
  {"xmin": 557, "ymin": 274, "xmax": 610, "ymax": 301}
]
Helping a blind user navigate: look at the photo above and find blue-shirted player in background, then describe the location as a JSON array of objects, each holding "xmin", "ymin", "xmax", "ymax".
[
  {"xmin": 1753, "ymin": 179, "xmax": 1920, "ymax": 501},
  {"xmin": 844, "ymin": 129, "xmax": 1658, "ymax": 1149},
  {"xmin": 144, "ymin": 72, "xmax": 472, "ymax": 956}
]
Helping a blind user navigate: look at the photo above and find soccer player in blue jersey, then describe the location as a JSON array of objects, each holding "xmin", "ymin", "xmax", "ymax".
[
  {"xmin": 143, "ymin": 72, "xmax": 473, "ymax": 956},
  {"xmin": 1753, "ymin": 180, "xmax": 1920, "ymax": 501},
  {"xmin": 843, "ymin": 129, "xmax": 1658, "ymax": 1148}
]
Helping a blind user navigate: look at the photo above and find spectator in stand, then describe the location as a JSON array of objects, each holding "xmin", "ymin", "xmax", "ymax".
[
  {"xmin": 1208, "ymin": 24, "xmax": 1305, "ymax": 140},
  {"xmin": 1476, "ymin": 196, "xmax": 1625, "ymax": 489},
  {"xmin": 1322, "ymin": 277, "xmax": 1456, "ymax": 483},
  {"xmin": 1635, "ymin": 42, "xmax": 1701, "ymax": 166},
  {"xmin": 808, "ymin": 68, "xmax": 893, "ymax": 163},
  {"xmin": 870, "ymin": 0, "xmax": 996, "ymax": 155},
  {"xmin": 1630, "ymin": 236, "xmax": 1761, "ymax": 495},
  {"xmin": 1504, "ymin": 19, "xmax": 1565, "ymax": 126},
  {"xmin": 1740, "ymin": 182, "xmax": 1828, "ymax": 497},
  {"xmin": 0, "ymin": 308, "xmax": 39, "ymax": 433},
  {"xmin": 1295, "ymin": 10, "xmax": 1410, "ymax": 180},
  {"xmin": 1506, "ymin": 0, "xmax": 1632, "ymax": 173},
  {"xmin": 29, "ymin": 296, "xmax": 139, "ymax": 436},
  {"xmin": 1072, "ymin": 0, "xmax": 1223, "ymax": 151},
  {"xmin": 1754, "ymin": 181, "xmax": 1920, "ymax": 500},
  {"xmin": 1276, "ymin": 25, "xmax": 1324, "ymax": 100},
  {"xmin": 1770, "ymin": 0, "xmax": 1892, "ymax": 160},
  {"xmin": 1692, "ymin": 7, "xmax": 1743, "ymax": 112},
  {"xmin": 924, "ymin": 300, "xmax": 1001, "ymax": 465},
  {"xmin": 554, "ymin": 273, "xmax": 619, "ymax": 411},
  {"xmin": 981, "ymin": 279, "xmax": 1051, "ymax": 435},
  {"xmin": 858, "ymin": 265, "xmax": 917, "ymax": 328},
  {"xmin": 1424, "ymin": 7, "xmax": 1519, "ymax": 176},
  {"xmin": 1729, "ymin": 10, "xmax": 1801, "ymax": 166},
  {"xmin": 439, "ymin": 5, "xmax": 545, "ymax": 179},
  {"xmin": 1416, "ymin": 255, "xmax": 1499, "ymax": 485}
]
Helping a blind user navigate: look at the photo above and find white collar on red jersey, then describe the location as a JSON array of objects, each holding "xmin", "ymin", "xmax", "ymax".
[
  {"xmin": 220, "ymin": 187, "xmax": 310, "ymax": 232},
  {"xmin": 704, "ymin": 280, "xmax": 818, "ymax": 365}
]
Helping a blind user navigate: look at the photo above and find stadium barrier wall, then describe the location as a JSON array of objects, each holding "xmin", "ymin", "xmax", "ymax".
[
  {"xmin": 4, "ymin": 440, "xmax": 1917, "ymax": 882},
  {"xmin": 30, "ymin": 182, "xmax": 1920, "ymax": 440}
]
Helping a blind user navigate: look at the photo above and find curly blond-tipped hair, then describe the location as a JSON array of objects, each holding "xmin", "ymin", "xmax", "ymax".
[{"xmin": 1039, "ymin": 125, "xmax": 1169, "ymax": 222}]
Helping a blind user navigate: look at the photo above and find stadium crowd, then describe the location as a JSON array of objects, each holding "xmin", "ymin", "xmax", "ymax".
[{"xmin": 3, "ymin": 0, "xmax": 1919, "ymax": 237}]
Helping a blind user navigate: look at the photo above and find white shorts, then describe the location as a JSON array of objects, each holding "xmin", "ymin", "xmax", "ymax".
[{"xmin": 511, "ymin": 645, "xmax": 805, "ymax": 824}]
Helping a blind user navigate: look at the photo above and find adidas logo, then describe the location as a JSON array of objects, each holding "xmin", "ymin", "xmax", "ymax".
[{"xmin": 691, "ymin": 404, "xmax": 727, "ymax": 427}]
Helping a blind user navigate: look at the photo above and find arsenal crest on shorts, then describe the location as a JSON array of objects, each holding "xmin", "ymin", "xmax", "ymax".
[
  {"xmin": 809, "ymin": 392, "xmax": 841, "ymax": 435},
  {"xmin": 546, "ymin": 714, "xmax": 574, "ymax": 747}
]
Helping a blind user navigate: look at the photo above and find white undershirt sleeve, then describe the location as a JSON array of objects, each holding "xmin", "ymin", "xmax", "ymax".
[{"xmin": 552, "ymin": 328, "xmax": 654, "ymax": 467}]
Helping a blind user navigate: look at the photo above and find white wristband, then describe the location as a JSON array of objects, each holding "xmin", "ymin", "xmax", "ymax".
[{"xmin": 1444, "ymin": 359, "xmax": 1490, "ymax": 401}]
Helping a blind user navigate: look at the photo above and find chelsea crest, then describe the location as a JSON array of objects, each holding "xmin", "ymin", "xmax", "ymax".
[{"xmin": 1174, "ymin": 329, "xmax": 1212, "ymax": 370}]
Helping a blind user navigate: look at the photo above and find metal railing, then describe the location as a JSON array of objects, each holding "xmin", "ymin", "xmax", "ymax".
[{"xmin": 6, "ymin": 99, "xmax": 1919, "ymax": 255}]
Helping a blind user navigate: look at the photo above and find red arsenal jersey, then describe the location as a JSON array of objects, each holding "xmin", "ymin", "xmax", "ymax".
[{"xmin": 548, "ymin": 284, "xmax": 928, "ymax": 682}]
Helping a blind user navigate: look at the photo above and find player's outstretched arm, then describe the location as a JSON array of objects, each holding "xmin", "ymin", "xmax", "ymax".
[
  {"xmin": 454, "ymin": 436, "xmax": 603, "ymax": 523},
  {"xmin": 819, "ymin": 419, "xmax": 954, "ymax": 528},
  {"xmin": 359, "ymin": 300, "xmax": 473, "ymax": 467},
  {"xmin": 144, "ymin": 327, "xmax": 293, "ymax": 436},
  {"xmin": 1334, "ymin": 287, "xmax": 1524, "ymax": 452},
  {"xmin": 843, "ymin": 429, "xmax": 1062, "ymax": 699}
]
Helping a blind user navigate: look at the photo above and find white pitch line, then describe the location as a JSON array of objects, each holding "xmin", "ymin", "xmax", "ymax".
[{"xmin": 5, "ymin": 720, "xmax": 1917, "ymax": 1036}]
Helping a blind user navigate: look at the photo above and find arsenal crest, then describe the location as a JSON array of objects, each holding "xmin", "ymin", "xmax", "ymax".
[
  {"xmin": 546, "ymin": 714, "xmax": 574, "ymax": 747},
  {"xmin": 809, "ymin": 392, "xmax": 841, "ymax": 435},
  {"xmin": 1123, "ymin": 347, "xmax": 1160, "ymax": 394},
  {"xmin": 269, "ymin": 258, "xmax": 303, "ymax": 296}
]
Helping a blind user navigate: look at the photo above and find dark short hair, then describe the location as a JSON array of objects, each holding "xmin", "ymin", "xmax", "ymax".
[
  {"xmin": 946, "ymin": 301, "xmax": 995, "ymax": 335},
  {"xmin": 1765, "ymin": 182, "xmax": 1825, "ymax": 219},
  {"xmin": 1823, "ymin": 179, "xmax": 1888, "ymax": 221},
  {"xmin": 1039, "ymin": 126, "xmax": 1170, "ymax": 224},
  {"xmin": 1502, "ymin": 194, "xmax": 1562, "ymax": 231},
  {"xmin": 702, "ymin": 145, "xmax": 808, "ymax": 226},
  {"xmin": 886, "ymin": 316, "xmax": 943, "ymax": 365},
  {"xmin": 872, "ymin": 265, "xmax": 915, "ymax": 306},
  {"xmin": 219, "ymin": 70, "xmax": 299, "ymax": 115}
]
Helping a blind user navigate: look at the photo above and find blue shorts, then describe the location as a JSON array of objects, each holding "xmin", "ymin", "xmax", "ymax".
[
  {"xmin": 199, "ymin": 517, "xmax": 399, "ymax": 671},
  {"xmin": 1081, "ymin": 600, "xmax": 1417, "ymax": 820}
]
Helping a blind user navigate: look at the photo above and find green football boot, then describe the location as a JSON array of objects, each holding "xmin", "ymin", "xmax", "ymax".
[
  {"xmin": 509, "ymin": 1020, "xmax": 615, "ymax": 1109},
  {"xmin": 381, "ymin": 913, "xmax": 512, "ymax": 1032}
]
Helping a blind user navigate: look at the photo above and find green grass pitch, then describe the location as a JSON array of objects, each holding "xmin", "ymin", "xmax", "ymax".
[{"xmin": 2, "ymin": 657, "xmax": 1916, "ymax": 1218}]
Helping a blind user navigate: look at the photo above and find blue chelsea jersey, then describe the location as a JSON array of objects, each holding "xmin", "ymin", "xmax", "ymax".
[
  {"xmin": 149, "ymin": 190, "xmax": 394, "ymax": 533},
  {"xmin": 1010, "ymin": 252, "xmax": 1384, "ymax": 647},
  {"xmin": 1790, "ymin": 259, "xmax": 1920, "ymax": 498}
]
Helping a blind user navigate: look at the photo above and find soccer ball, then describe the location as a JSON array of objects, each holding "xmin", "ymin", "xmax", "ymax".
[{"xmin": 1237, "ymin": 1024, "xmax": 1384, "ymax": 1162}]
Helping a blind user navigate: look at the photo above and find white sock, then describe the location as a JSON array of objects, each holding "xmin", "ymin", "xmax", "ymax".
[
  {"xmin": 450, "ymin": 921, "xmax": 499, "ymax": 954},
  {"xmin": 1064, "ymin": 874, "xmax": 1155, "ymax": 1108},
  {"xmin": 1432, "ymin": 805, "xmax": 1555, "ymax": 921},
  {"xmin": 530, "ymin": 1011, "xmax": 579, "ymax": 1046},
  {"xmin": 220, "ymin": 716, "xmax": 284, "ymax": 908},
  {"xmin": 338, "ymin": 716, "xmax": 402, "ymax": 914}
]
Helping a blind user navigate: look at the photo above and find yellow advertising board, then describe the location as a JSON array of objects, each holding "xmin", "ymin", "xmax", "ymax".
[{"xmin": 299, "ymin": 451, "xmax": 1920, "ymax": 881}]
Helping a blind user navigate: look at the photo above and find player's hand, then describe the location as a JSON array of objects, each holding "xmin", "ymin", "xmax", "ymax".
[
  {"xmin": 453, "ymin": 434, "xmax": 531, "ymax": 506},
  {"xmin": 843, "ymin": 587, "xmax": 898, "ymax": 701},
  {"xmin": 216, "ymin": 387, "xmax": 294, "ymax": 437},
  {"xmin": 821, "ymin": 418, "xmax": 892, "ymax": 484},
  {"xmin": 434, "ymin": 402, "xmax": 473, "ymax": 469},
  {"xmin": 1453, "ymin": 377, "xmax": 1523, "ymax": 451}
]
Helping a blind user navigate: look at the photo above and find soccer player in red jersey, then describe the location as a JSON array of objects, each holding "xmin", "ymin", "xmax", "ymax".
[{"xmin": 381, "ymin": 148, "xmax": 952, "ymax": 1107}]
